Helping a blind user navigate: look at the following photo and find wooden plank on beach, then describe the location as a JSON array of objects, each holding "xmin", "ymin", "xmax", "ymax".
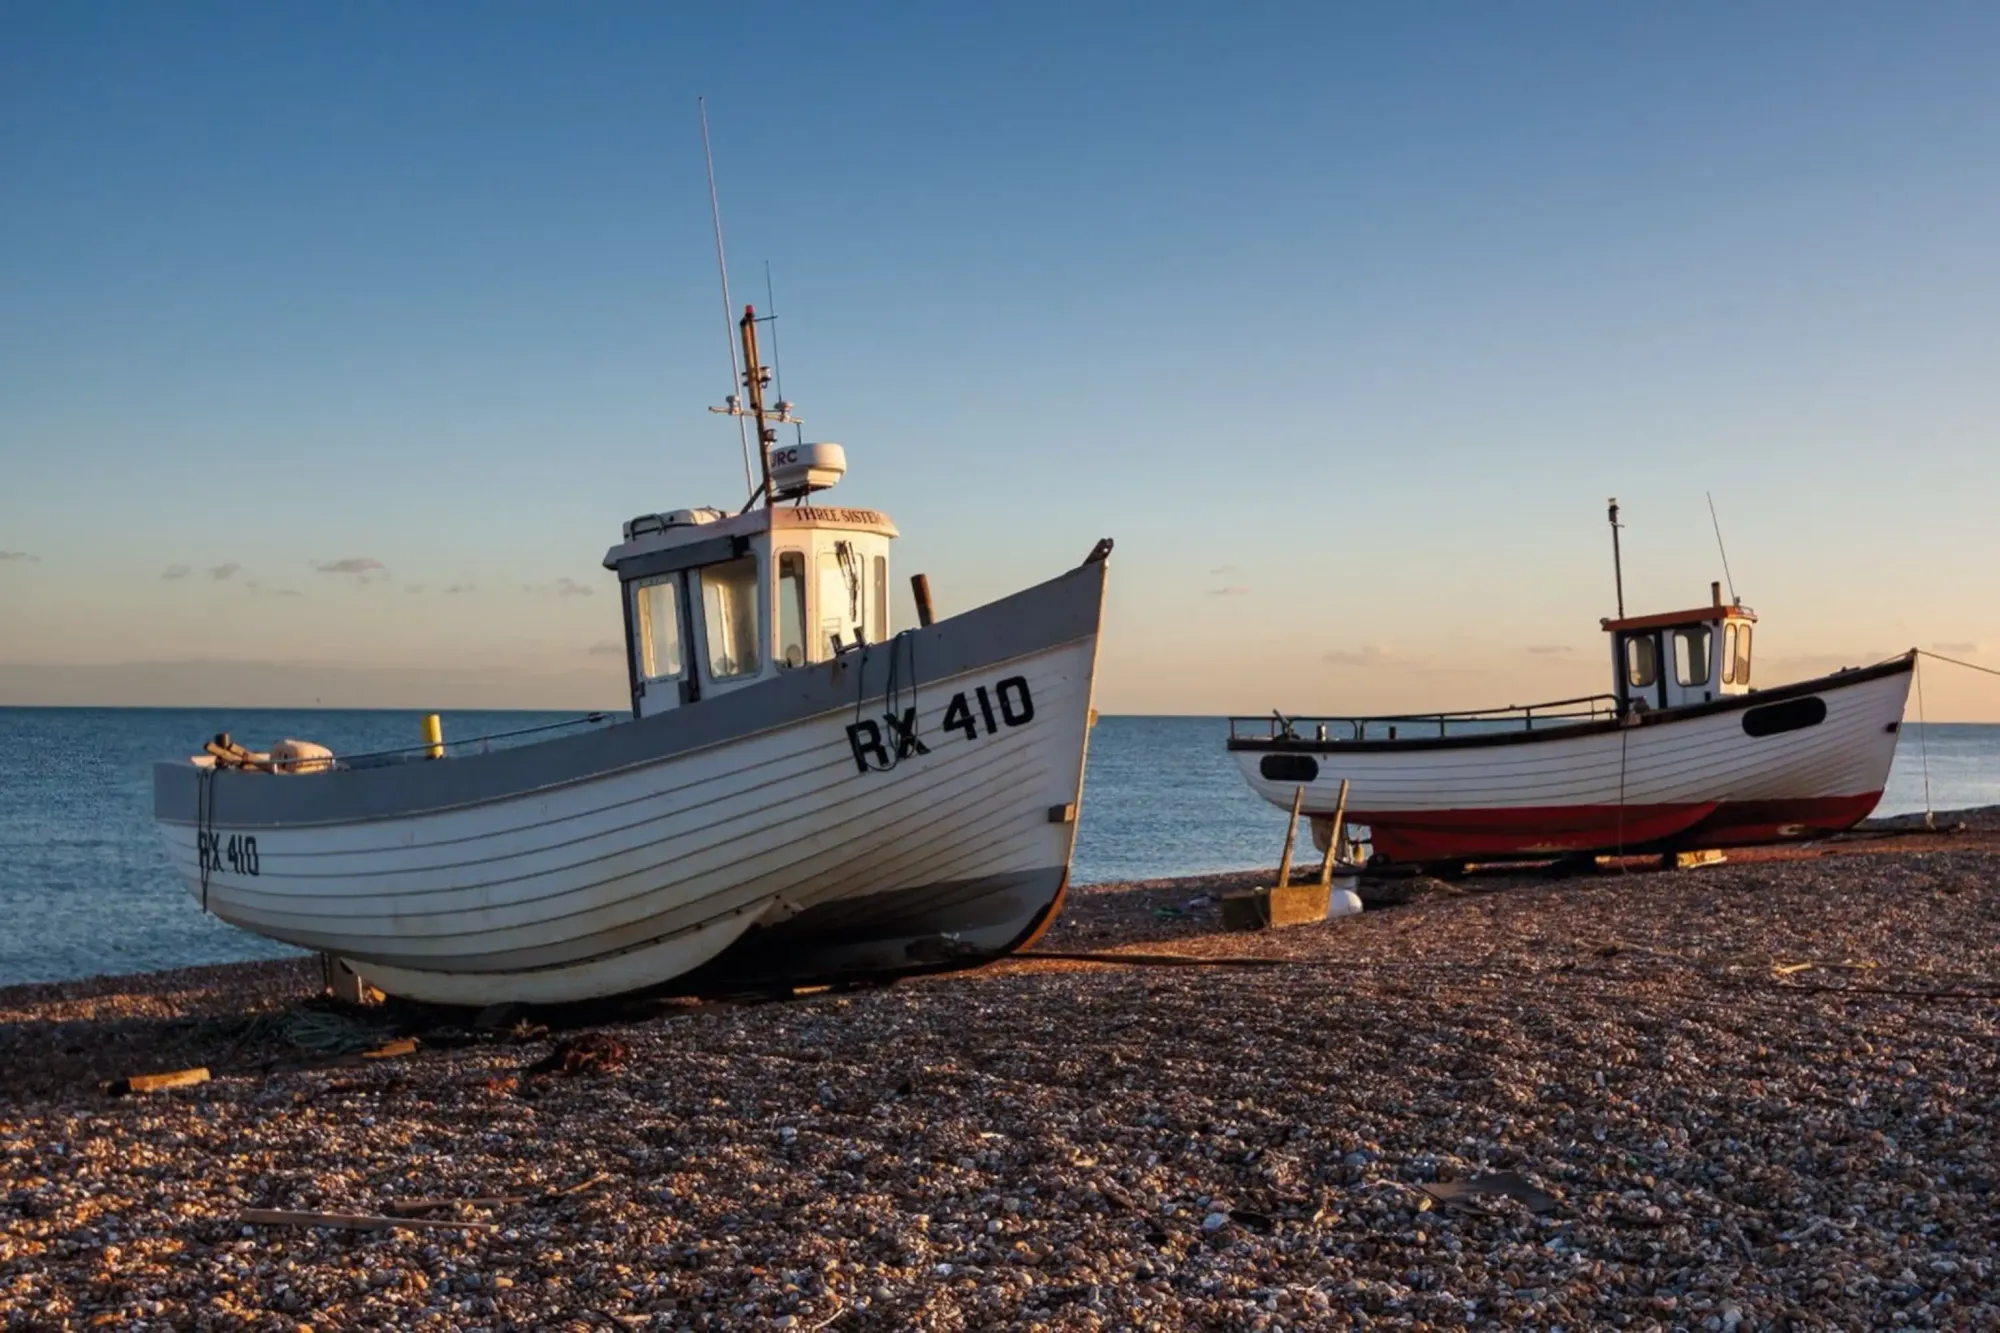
[
  {"xmin": 237, "ymin": 1208, "xmax": 495, "ymax": 1232},
  {"xmin": 106, "ymin": 1067, "xmax": 210, "ymax": 1096},
  {"xmin": 362, "ymin": 1038, "xmax": 419, "ymax": 1059}
]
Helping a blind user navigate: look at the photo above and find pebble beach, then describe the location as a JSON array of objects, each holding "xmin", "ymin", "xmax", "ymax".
[{"xmin": 4, "ymin": 814, "xmax": 1998, "ymax": 1331}]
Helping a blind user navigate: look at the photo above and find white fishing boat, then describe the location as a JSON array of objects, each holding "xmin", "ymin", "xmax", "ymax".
[
  {"xmin": 151, "ymin": 304, "xmax": 1111, "ymax": 1005},
  {"xmin": 1227, "ymin": 503, "xmax": 1914, "ymax": 869}
]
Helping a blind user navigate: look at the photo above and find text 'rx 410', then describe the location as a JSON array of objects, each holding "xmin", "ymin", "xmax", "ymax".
[
  {"xmin": 847, "ymin": 677, "xmax": 1036, "ymax": 773},
  {"xmin": 197, "ymin": 832, "xmax": 261, "ymax": 876}
]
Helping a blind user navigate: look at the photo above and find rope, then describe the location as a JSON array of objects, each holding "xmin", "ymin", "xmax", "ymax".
[
  {"xmin": 1614, "ymin": 718, "xmax": 1631, "ymax": 867},
  {"xmin": 196, "ymin": 764, "xmax": 215, "ymax": 912},
  {"xmin": 851, "ymin": 629, "xmax": 923, "ymax": 771},
  {"xmin": 290, "ymin": 712, "xmax": 614, "ymax": 767},
  {"xmin": 1914, "ymin": 654, "xmax": 1934, "ymax": 830},
  {"xmin": 1918, "ymin": 648, "xmax": 2000, "ymax": 679}
]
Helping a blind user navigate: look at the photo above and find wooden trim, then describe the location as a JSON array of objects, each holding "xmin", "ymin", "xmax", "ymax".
[{"xmin": 1601, "ymin": 605, "xmax": 1756, "ymax": 633}]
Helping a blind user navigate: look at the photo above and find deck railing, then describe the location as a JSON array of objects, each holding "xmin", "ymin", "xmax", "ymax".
[{"xmin": 1229, "ymin": 693, "xmax": 1621, "ymax": 744}]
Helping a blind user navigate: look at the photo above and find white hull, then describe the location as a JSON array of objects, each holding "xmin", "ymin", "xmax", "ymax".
[
  {"xmin": 1232, "ymin": 659, "xmax": 1913, "ymax": 863},
  {"xmin": 154, "ymin": 568, "xmax": 1104, "ymax": 1005}
]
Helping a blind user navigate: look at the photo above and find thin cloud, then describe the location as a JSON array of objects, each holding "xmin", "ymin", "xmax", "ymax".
[
  {"xmin": 1526, "ymin": 644, "xmax": 1575, "ymax": 655},
  {"xmin": 1209, "ymin": 565, "xmax": 1244, "ymax": 579},
  {"xmin": 557, "ymin": 578, "xmax": 594, "ymax": 598},
  {"xmin": 272, "ymin": 588, "xmax": 304, "ymax": 598},
  {"xmin": 0, "ymin": 551, "xmax": 37, "ymax": 563},
  {"xmin": 208, "ymin": 562, "xmax": 242, "ymax": 581},
  {"xmin": 405, "ymin": 584, "xmax": 426, "ymax": 595},
  {"xmin": 1323, "ymin": 646, "xmax": 1393, "ymax": 668},
  {"xmin": 445, "ymin": 583, "xmax": 477, "ymax": 595},
  {"xmin": 1932, "ymin": 642, "xmax": 1982, "ymax": 656},
  {"xmin": 1207, "ymin": 585, "xmax": 1251, "ymax": 598},
  {"xmin": 161, "ymin": 564, "xmax": 191, "ymax": 580},
  {"xmin": 315, "ymin": 557, "xmax": 385, "ymax": 575},
  {"xmin": 587, "ymin": 640, "xmax": 625, "ymax": 657}
]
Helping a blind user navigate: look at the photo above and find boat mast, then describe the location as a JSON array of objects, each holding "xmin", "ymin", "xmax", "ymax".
[
  {"xmin": 1607, "ymin": 497, "xmax": 1626, "ymax": 620},
  {"xmin": 738, "ymin": 304, "xmax": 775, "ymax": 508}
]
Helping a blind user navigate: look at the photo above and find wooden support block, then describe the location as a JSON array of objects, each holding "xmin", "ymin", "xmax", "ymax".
[
  {"xmin": 1667, "ymin": 849, "xmax": 1727, "ymax": 870},
  {"xmin": 1274, "ymin": 786, "xmax": 1305, "ymax": 888},
  {"xmin": 322, "ymin": 954, "xmax": 373, "ymax": 1005},
  {"xmin": 1317, "ymin": 777, "xmax": 1351, "ymax": 887},
  {"xmin": 1220, "ymin": 881, "xmax": 1332, "ymax": 931},
  {"xmin": 106, "ymin": 1067, "xmax": 210, "ymax": 1096}
]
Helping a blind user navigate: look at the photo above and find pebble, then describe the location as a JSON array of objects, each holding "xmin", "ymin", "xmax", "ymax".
[{"xmin": 2, "ymin": 819, "xmax": 1998, "ymax": 1328}]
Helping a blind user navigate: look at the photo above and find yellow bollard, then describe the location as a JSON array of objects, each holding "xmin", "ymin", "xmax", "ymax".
[{"xmin": 421, "ymin": 713, "xmax": 444, "ymax": 760}]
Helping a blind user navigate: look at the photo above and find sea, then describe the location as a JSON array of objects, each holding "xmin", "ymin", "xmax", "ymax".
[{"xmin": 2, "ymin": 708, "xmax": 1997, "ymax": 989}]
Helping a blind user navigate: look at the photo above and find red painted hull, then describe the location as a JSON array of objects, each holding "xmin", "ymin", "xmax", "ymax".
[{"xmin": 1350, "ymin": 792, "xmax": 1884, "ymax": 865}]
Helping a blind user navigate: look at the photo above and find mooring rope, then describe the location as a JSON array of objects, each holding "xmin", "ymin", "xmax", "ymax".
[
  {"xmin": 850, "ymin": 628, "xmax": 923, "ymax": 771},
  {"xmin": 1918, "ymin": 648, "xmax": 2000, "ymax": 680},
  {"xmin": 1913, "ymin": 654, "xmax": 1935, "ymax": 830},
  {"xmin": 196, "ymin": 763, "xmax": 216, "ymax": 913},
  {"xmin": 1613, "ymin": 715, "xmax": 1632, "ymax": 869},
  {"xmin": 1906, "ymin": 646, "xmax": 2000, "ymax": 831}
]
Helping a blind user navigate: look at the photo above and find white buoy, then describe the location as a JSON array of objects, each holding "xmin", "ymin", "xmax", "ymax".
[{"xmin": 1328, "ymin": 880, "xmax": 1364, "ymax": 918}]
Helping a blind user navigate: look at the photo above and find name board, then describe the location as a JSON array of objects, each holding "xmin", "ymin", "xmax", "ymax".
[{"xmin": 778, "ymin": 507, "xmax": 891, "ymax": 527}]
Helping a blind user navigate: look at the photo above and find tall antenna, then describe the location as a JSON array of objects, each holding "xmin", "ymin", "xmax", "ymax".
[
  {"xmin": 1607, "ymin": 497, "xmax": 1625, "ymax": 620},
  {"xmin": 698, "ymin": 96, "xmax": 755, "ymax": 495},
  {"xmin": 1705, "ymin": 490, "xmax": 1738, "ymax": 604},
  {"xmin": 764, "ymin": 261, "xmax": 803, "ymax": 448}
]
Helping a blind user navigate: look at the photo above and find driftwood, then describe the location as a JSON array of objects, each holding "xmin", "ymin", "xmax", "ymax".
[
  {"xmin": 1418, "ymin": 1172, "xmax": 1559, "ymax": 1215},
  {"xmin": 106, "ymin": 1067, "xmax": 210, "ymax": 1096},
  {"xmin": 237, "ymin": 1208, "xmax": 495, "ymax": 1232},
  {"xmin": 386, "ymin": 1171, "xmax": 612, "ymax": 1216},
  {"xmin": 1015, "ymin": 950, "xmax": 1294, "ymax": 969},
  {"xmin": 362, "ymin": 1038, "xmax": 419, "ymax": 1059}
]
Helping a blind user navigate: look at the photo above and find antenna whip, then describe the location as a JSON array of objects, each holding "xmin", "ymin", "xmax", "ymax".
[
  {"xmin": 764, "ymin": 260, "xmax": 803, "ymax": 448},
  {"xmin": 1706, "ymin": 491, "xmax": 1738, "ymax": 603},
  {"xmin": 699, "ymin": 97, "xmax": 755, "ymax": 494}
]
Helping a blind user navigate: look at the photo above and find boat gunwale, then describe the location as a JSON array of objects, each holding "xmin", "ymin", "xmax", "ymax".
[
  {"xmin": 1226, "ymin": 652, "xmax": 1915, "ymax": 756},
  {"xmin": 154, "ymin": 557, "xmax": 1107, "ymax": 830}
]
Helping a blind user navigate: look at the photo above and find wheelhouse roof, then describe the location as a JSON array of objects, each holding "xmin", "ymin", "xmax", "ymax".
[
  {"xmin": 1600, "ymin": 603, "xmax": 1757, "ymax": 633},
  {"xmin": 602, "ymin": 504, "xmax": 899, "ymax": 571}
]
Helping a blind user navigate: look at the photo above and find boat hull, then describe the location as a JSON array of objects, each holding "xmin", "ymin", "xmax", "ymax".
[
  {"xmin": 1230, "ymin": 656, "xmax": 1914, "ymax": 866},
  {"xmin": 152, "ymin": 559, "xmax": 1106, "ymax": 1005}
]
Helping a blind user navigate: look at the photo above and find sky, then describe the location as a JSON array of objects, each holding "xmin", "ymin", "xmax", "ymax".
[{"xmin": 3, "ymin": 2, "xmax": 1998, "ymax": 718}]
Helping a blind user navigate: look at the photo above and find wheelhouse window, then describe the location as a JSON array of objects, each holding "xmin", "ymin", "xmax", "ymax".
[
  {"xmin": 699, "ymin": 556, "xmax": 762, "ymax": 680},
  {"xmin": 633, "ymin": 576, "xmax": 683, "ymax": 680},
  {"xmin": 776, "ymin": 551, "xmax": 806, "ymax": 668},
  {"xmin": 1734, "ymin": 623, "xmax": 1753, "ymax": 686},
  {"xmin": 1625, "ymin": 634, "xmax": 1658, "ymax": 689},
  {"xmin": 1723, "ymin": 623, "xmax": 1738, "ymax": 684},
  {"xmin": 1674, "ymin": 626, "xmax": 1712, "ymax": 687}
]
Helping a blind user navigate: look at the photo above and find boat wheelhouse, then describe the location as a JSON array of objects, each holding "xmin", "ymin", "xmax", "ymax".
[
  {"xmin": 604, "ymin": 451, "xmax": 900, "ymax": 718},
  {"xmin": 1604, "ymin": 582, "xmax": 1758, "ymax": 714},
  {"xmin": 1226, "ymin": 507, "xmax": 1914, "ymax": 869}
]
